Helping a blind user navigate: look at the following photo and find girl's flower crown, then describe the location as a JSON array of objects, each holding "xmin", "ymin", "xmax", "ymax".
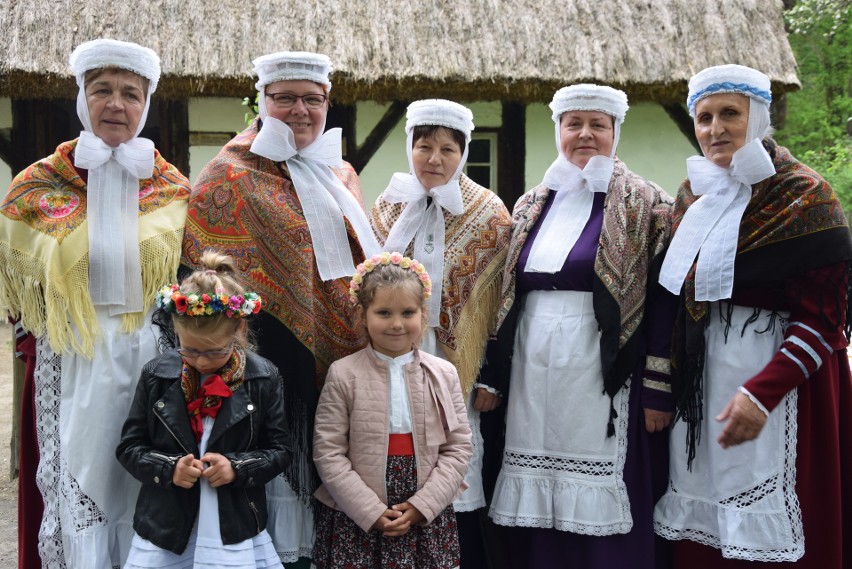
[
  {"xmin": 349, "ymin": 252, "xmax": 432, "ymax": 304},
  {"xmin": 155, "ymin": 284, "xmax": 263, "ymax": 318}
]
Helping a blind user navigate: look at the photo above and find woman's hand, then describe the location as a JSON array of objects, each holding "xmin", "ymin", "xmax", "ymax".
[
  {"xmin": 172, "ymin": 454, "xmax": 204, "ymax": 488},
  {"xmin": 200, "ymin": 453, "xmax": 235, "ymax": 487},
  {"xmin": 473, "ymin": 387, "xmax": 502, "ymax": 412},
  {"xmin": 643, "ymin": 409, "xmax": 674, "ymax": 433},
  {"xmin": 371, "ymin": 508, "xmax": 402, "ymax": 532},
  {"xmin": 383, "ymin": 502, "xmax": 425, "ymax": 537},
  {"xmin": 716, "ymin": 392, "xmax": 767, "ymax": 448}
]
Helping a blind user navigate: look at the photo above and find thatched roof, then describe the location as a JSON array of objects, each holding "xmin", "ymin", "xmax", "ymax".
[{"xmin": 0, "ymin": 0, "xmax": 799, "ymax": 104}]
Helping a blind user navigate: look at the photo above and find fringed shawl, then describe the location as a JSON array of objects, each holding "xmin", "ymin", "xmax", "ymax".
[
  {"xmin": 183, "ymin": 119, "xmax": 367, "ymax": 386},
  {"xmin": 670, "ymin": 140, "xmax": 852, "ymax": 462},
  {"xmin": 498, "ymin": 158, "xmax": 672, "ymax": 403},
  {"xmin": 371, "ymin": 174, "xmax": 512, "ymax": 397},
  {"xmin": 184, "ymin": 120, "xmax": 370, "ymax": 503},
  {"xmin": 0, "ymin": 139, "xmax": 190, "ymax": 357}
]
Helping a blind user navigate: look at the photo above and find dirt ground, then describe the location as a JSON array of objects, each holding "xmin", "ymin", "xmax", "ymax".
[{"xmin": 0, "ymin": 322, "xmax": 19, "ymax": 567}]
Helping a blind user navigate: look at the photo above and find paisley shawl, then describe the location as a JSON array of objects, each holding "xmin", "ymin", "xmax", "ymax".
[
  {"xmin": 183, "ymin": 119, "xmax": 367, "ymax": 385},
  {"xmin": 670, "ymin": 140, "xmax": 852, "ymax": 459},
  {"xmin": 498, "ymin": 158, "xmax": 672, "ymax": 402},
  {"xmin": 371, "ymin": 174, "xmax": 512, "ymax": 397},
  {"xmin": 0, "ymin": 139, "xmax": 190, "ymax": 357}
]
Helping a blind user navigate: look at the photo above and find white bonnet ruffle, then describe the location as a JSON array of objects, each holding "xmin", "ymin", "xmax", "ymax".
[
  {"xmin": 405, "ymin": 99, "xmax": 475, "ymax": 142},
  {"xmin": 549, "ymin": 84, "xmax": 629, "ymax": 124},
  {"xmin": 253, "ymin": 51, "xmax": 333, "ymax": 91},
  {"xmin": 69, "ymin": 39, "xmax": 160, "ymax": 93},
  {"xmin": 687, "ymin": 64, "xmax": 772, "ymax": 117}
]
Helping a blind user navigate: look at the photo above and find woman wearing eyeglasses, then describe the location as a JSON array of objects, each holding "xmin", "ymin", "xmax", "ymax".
[{"xmin": 182, "ymin": 51, "xmax": 380, "ymax": 565}]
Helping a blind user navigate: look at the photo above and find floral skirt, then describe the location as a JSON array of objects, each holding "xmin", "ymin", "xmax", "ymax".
[{"xmin": 312, "ymin": 455, "xmax": 460, "ymax": 568}]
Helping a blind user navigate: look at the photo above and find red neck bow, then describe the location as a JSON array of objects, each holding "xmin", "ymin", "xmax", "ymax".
[{"xmin": 186, "ymin": 374, "xmax": 233, "ymax": 442}]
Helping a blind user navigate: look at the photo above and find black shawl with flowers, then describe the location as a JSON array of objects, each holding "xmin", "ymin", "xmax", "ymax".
[{"xmin": 670, "ymin": 140, "xmax": 852, "ymax": 463}]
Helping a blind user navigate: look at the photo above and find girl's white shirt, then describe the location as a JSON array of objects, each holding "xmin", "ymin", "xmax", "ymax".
[{"xmin": 372, "ymin": 347, "xmax": 415, "ymax": 433}]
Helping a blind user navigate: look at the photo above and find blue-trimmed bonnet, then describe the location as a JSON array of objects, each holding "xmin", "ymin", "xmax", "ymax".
[{"xmin": 687, "ymin": 64, "xmax": 771, "ymax": 117}]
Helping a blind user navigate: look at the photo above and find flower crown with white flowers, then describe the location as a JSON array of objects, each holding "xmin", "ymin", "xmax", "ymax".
[
  {"xmin": 155, "ymin": 284, "xmax": 263, "ymax": 318},
  {"xmin": 349, "ymin": 252, "xmax": 432, "ymax": 304}
]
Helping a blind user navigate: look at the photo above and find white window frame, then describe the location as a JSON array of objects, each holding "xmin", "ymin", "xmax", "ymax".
[{"xmin": 464, "ymin": 131, "xmax": 498, "ymax": 191}]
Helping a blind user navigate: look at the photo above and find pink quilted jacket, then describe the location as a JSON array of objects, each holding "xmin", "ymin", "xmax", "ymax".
[{"xmin": 313, "ymin": 346, "xmax": 472, "ymax": 532}]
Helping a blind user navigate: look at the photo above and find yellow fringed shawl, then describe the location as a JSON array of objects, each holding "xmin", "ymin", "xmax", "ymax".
[
  {"xmin": 0, "ymin": 139, "xmax": 190, "ymax": 357},
  {"xmin": 371, "ymin": 174, "xmax": 512, "ymax": 397}
]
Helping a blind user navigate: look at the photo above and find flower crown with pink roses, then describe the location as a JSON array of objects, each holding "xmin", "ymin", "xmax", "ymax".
[
  {"xmin": 155, "ymin": 284, "xmax": 263, "ymax": 318},
  {"xmin": 349, "ymin": 252, "xmax": 432, "ymax": 304}
]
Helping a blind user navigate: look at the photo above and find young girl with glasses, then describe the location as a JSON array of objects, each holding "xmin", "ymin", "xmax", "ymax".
[
  {"xmin": 117, "ymin": 249, "xmax": 291, "ymax": 568},
  {"xmin": 312, "ymin": 252, "xmax": 472, "ymax": 568}
]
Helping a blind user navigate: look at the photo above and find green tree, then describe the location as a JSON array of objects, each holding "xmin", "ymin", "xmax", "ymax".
[{"xmin": 776, "ymin": 0, "xmax": 852, "ymax": 212}]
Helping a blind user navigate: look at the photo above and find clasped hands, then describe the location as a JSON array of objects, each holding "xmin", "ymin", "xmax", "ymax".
[
  {"xmin": 172, "ymin": 452, "xmax": 235, "ymax": 489},
  {"xmin": 371, "ymin": 502, "xmax": 425, "ymax": 537}
]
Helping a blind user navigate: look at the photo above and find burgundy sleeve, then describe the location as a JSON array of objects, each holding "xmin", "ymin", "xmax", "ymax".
[{"xmin": 743, "ymin": 263, "xmax": 849, "ymax": 413}]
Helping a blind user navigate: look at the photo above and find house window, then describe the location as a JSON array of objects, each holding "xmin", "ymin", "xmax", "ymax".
[{"xmin": 464, "ymin": 131, "xmax": 498, "ymax": 190}]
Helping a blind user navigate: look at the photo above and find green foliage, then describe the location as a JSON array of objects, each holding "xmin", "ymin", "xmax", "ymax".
[
  {"xmin": 776, "ymin": 0, "xmax": 852, "ymax": 213},
  {"xmin": 799, "ymin": 141, "xmax": 852, "ymax": 214},
  {"xmin": 242, "ymin": 94, "xmax": 259, "ymax": 127}
]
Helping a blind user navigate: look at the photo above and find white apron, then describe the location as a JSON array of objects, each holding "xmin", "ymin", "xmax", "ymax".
[
  {"xmin": 654, "ymin": 303, "xmax": 803, "ymax": 562},
  {"xmin": 35, "ymin": 308, "xmax": 158, "ymax": 568},
  {"xmin": 489, "ymin": 290, "xmax": 632, "ymax": 535}
]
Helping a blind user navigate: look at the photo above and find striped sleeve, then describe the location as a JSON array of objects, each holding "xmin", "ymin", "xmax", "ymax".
[{"xmin": 743, "ymin": 263, "xmax": 848, "ymax": 413}]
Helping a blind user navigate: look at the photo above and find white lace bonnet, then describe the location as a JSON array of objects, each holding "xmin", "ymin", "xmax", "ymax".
[{"xmin": 405, "ymin": 99, "xmax": 475, "ymax": 142}]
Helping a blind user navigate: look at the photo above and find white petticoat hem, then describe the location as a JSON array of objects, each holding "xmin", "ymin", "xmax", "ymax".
[
  {"xmin": 488, "ymin": 473, "xmax": 632, "ymax": 536},
  {"xmin": 265, "ymin": 475, "xmax": 314, "ymax": 562},
  {"xmin": 63, "ymin": 520, "xmax": 136, "ymax": 568}
]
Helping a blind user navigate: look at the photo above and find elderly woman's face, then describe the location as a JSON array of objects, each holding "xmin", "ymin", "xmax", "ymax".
[
  {"xmin": 265, "ymin": 79, "xmax": 329, "ymax": 149},
  {"xmin": 85, "ymin": 70, "xmax": 147, "ymax": 147},
  {"xmin": 411, "ymin": 128, "xmax": 463, "ymax": 190},
  {"xmin": 694, "ymin": 93, "xmax": 750, "ymax": 168},
  {"xmin": 559, "ymin": 111, "xmax": 614, "ymax": 168}
]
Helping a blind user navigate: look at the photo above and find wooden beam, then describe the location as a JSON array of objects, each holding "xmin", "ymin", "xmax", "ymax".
[
  {"xmin": 327, "ymin": 103, "xmax": 357, "ymax": 161},
  {"xmin": 662, "ymin": 103, "xmax": 701, "ymax": 152},
  {"xmin": 498, "ymin": 101, "xmax": 526, "ymax": 206},
  {"xmin": 157, "ymin": 100, "xmax": 190, "ymax": 175},
  {"xmin": 0, "ymin": 128, "xmax": 19, "ymax": 172},
  {"xmin": 351, "ymin": 101, "xmax": 407, "ymax": 173}
]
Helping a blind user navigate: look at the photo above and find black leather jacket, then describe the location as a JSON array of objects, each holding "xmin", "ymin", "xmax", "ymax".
[{"xmin": 116, "ymin": 349, "xmax": 292, "ymax": 554}]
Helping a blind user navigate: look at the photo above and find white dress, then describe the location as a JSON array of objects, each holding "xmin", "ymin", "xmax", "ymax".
[
  {"xmin": 124, "ymin": 416, "xmax": 283, "ymax": 568},
  {"xmin": 422, "ymin": 327, "xmax": 486, "ymax": 512}
]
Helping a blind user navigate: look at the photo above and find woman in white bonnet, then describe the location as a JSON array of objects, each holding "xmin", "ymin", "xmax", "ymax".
[
  {"xmin": 183, "ymin": 51, "xmax": 380, "ymax": 565},
  {"xmin": 655, "ymin": 64, "xmax": 852, "ymax": 569},
  {"xmin": 370, "ymin": 99, "xmax": 513, "ymax": 569},
  {"xmin": 0, "ymin": 38, "xmax": 190, "ymax": 567},
  {"xmin": 488, "ymin": 84, "xmax": 675, "ymax": 568}
]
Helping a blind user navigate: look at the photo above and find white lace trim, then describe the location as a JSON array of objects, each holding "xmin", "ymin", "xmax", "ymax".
[
  {"xmin": 35, "ymin": 338, "xmax": 67, "ymax": 569},
  {"xmin": 655, "ymin": 391, "xmax": 803, "ymax": 562},
  {"xmin": 34, "ymin": 337, "xmax": 129, "ymax": 569},
  {"xmin": 489, "ymin": 381, "xmax": 632, "ymax": 535}
]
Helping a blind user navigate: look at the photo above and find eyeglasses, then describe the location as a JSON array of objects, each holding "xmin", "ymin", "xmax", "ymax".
[
  {"xmin": 265, "ymin": 92, "xmax": 328, "ymax": 109},
  {"xmin": 177, "ymin": 339, "xmax": 234, "ymax": 359}
]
